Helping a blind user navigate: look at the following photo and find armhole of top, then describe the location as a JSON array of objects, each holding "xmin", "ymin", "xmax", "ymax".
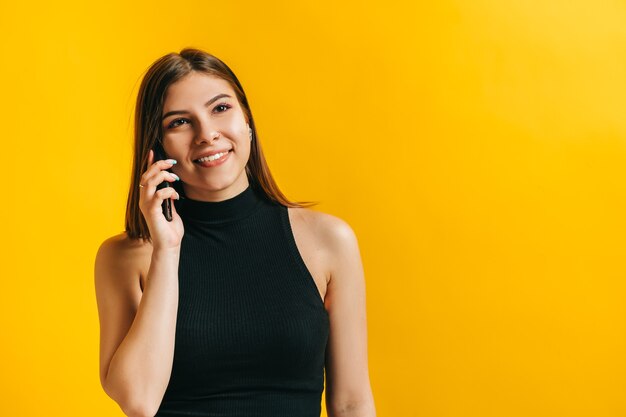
[{"xmin": 279, "ymin": 206, "xmax": 328, "ymax": 313}]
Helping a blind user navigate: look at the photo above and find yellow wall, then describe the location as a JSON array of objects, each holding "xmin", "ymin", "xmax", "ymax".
[{"xmin": 1, "ymin": 0, "xmax": 625, "ymax": 415}]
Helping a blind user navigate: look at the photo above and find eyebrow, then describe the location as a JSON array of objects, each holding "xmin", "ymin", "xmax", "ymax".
[{"xmin": 161, "ymin": 93, "xmax": 232, "ymax": 121}]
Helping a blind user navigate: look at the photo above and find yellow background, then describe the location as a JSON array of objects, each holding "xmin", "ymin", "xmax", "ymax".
[{"xmin": 1, "ymin": 0, "xmax": 625, "ymax": 416}]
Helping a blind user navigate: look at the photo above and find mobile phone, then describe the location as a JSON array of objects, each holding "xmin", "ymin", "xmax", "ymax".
[{"xmin": 152, "ymin": 142, "xmax": 173, "ymax": 222}]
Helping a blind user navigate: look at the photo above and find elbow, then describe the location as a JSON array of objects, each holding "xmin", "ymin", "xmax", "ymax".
[
  {"xmin": 327, "ymin": 393, "xmax": 377, "ymax": 417},
  {"xmin": 328, "ymin": 402, "xmax": 377, "ymax": 417},
  {"xmin": 121, "ymin": 402, "xmax": 160, "ymax": 417},
  {"xmin": 102, "ymin": 378, "xmax": 162, "ymax": 417},
  {"xmin": 119, "ymin": 396, "xmax": 161, "ymax": 417}
]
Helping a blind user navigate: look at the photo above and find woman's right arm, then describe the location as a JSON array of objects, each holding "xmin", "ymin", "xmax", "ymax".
[
  {"xmin": 95, "ymin": 239, "xmax": 180, "ymax": 417},
  {"xmin": 96, "ymin": 150, "xmax": 184, "ymax": 417}
]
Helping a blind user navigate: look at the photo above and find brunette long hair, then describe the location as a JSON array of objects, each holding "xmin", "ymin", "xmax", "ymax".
[{"xmin": 125, "ymin": 48, "xmax": 318, "ymax": 242}]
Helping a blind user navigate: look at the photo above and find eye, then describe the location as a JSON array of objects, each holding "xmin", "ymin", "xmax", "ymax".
[
  {"xmin": 167, "ymin": 118, "xmax": 189, "ymax": 129},
  {"xmin": 213, "ymin": 102, "xmax": 231, "ymax": 113}
]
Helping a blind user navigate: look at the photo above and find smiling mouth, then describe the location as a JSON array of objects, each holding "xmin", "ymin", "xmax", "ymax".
[{"xmin": 193, "ymin": 150, "xmax": 232, "ymax": 163}]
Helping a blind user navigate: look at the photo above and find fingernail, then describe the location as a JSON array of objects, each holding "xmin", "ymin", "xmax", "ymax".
[
  {"xmin": 169, "ymin": 172, "xmax": 180, "ymax": 181},
  {"xmin": 166, "ymin": 159, "xmax": 177, "ymax": 164}
]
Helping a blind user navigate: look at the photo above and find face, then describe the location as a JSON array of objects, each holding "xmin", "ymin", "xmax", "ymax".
[{"xmin": 160, "ymin": 72, "xmax": 251, "ymax": 201}]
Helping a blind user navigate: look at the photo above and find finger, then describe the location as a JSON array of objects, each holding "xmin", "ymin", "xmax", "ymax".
[
  {"xmin": 141, "ymin": 173, "xmax": 177, "ymax": 198},
  {"xmin": 150, "ymin": 171, "xmax": 179, "ymax": 188},
  {"xmin": 140, "ymin": 160, "xmax": 177, "ymax": 188},
  {"xmin": 155, "ymin": 187, "xmax": 180, "ymax": 201}
]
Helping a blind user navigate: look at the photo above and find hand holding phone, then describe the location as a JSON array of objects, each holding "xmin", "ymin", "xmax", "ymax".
[{"xmin": 139, "ymin": 147, "xmax": 184, "ymax": 250}]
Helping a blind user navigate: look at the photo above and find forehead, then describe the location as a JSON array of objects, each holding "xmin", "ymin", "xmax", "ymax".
[{"xmin": 163, "ymin": 73, "xmax": 235, "ymax": 110}]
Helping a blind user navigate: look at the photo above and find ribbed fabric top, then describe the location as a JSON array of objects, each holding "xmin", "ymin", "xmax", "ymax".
[{"xmin": 155, "ymin": 184, "xmax": 330, "ymax": 417}]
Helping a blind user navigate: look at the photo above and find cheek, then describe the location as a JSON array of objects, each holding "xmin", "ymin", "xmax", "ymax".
[
  {"xmin": 223, "ymin": 111, "xmax": 248, "ymax": 135},
  {"xmin": 239, "ymin": 121, "xmax": 252, "ymax": 142},
  {"xmin": 163, "ymin": 138, "xmax": 187, "ymax": 156}
]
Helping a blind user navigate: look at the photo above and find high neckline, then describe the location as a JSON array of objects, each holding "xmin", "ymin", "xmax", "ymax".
[{"xmin": 175, "ymin": 185, "xmax": 263, "ymax": 224}]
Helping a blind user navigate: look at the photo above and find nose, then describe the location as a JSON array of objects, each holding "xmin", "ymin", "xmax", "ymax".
[{"xmin": 194, "ymin": 118, "xmax": 220, "ymax": 145}]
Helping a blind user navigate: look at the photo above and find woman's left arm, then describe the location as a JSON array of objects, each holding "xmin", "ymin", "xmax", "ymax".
[{"xmin": 322, "ymin": 215, "xmax": 376, "ymax": 417}]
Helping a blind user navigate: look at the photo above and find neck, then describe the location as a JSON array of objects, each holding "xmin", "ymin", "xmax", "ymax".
[
  {"xmin": 175, "ymin": 183, "xmax": 263, "ymax": 224},
  {"xmin": 180, "ymin": 177, "xmax": 250, "ymax": 202}
]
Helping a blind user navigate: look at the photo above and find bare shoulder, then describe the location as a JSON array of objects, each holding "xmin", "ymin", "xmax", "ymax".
[
  {"xmin": 95, "ymin": 232, "xmax": 152, "ymax": 290},
  {"xmin": 96, "ymin": 232, "xmax": 151, "ymax": 267},
  {"xmin": 288, "ymin": 207, "xmax": 358, "ymax": 246},
  {"xmin": 287, "ymin": 207, "xmax": 360, "ymax": 281}
]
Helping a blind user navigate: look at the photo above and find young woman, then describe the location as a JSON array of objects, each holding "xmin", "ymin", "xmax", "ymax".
[{"xmin": 95, "ymin": 48, "xmax": 376, "ymax": 417}]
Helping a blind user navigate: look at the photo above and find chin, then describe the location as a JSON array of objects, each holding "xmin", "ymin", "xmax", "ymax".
[{"xmin": 199, "ymin": 176, "xmax": 247, "ymax": 192}]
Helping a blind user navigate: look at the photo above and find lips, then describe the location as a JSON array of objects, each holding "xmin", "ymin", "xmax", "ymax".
[
  {"xmin": 194, "ymin": 150, "xmax": 231, "ymax": 168},
  {"xmin": 193, "ymin": 149, "xmax": 232, "ymax": 162}
]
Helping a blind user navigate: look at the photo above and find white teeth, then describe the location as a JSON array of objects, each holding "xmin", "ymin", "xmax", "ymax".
[{"xmin": 196, "ymin": 152, "xmax": 227, "ymax": 163}]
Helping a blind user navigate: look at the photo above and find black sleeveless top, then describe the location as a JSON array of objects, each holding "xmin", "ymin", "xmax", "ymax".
[{"xmin": 155, "ymin": 184, "xmax": 330, "ymax": 417}]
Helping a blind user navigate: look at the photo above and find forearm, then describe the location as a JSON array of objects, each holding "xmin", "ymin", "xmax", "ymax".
[{"xmin": 104, "ymin": 247, "xmax": 180, "ymax": 416}]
